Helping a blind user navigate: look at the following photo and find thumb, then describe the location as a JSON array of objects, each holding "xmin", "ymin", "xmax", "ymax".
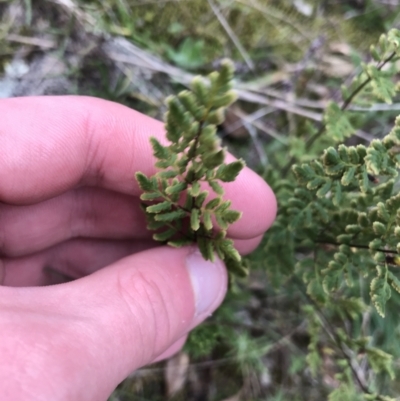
[
  {"xmin": 0, "ymin": 246, "xmax": 227, "ymax": 401},
  {"xmin": 78, "ymin": 246, "xmax": 228, "ymax": 367}
]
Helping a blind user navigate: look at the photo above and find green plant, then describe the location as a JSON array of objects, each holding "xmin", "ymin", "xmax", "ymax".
[
  {"xmin": 261, "ymin": 28, "xmax": 400, "ymax": 400},
  {"xmin": 135, "ymin": 59, "xmax": 247, "ymax": 276},
  {"xmin": 135, "ymin": 29, "xmax": 400, "ymax": 401},
  {"xmin": 165, "ymin": 37, "xmax": 207, "ymax": 70}
]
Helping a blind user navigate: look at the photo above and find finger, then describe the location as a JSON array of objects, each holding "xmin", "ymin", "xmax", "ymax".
[
  {"xmin": 0, "ymin": 184, "xmax": 263, "ymax": 258},
  {"xmin": 0, "ymin": 187, "xmax": 150, "ymax": 257},
  {"xmin": 1, "ymin": 235, "xmax": 259, "ymax": 288},
  {"xmin": 222, "ymin": 162, "xmax": 277, "ymax": 236},
  {"xmin": 0, "ymin": 246, "xmax": 227, "ymax": 400},
  {"xmin": 0, "ymin": 96, "xmax": 276, "ymax": 239},
  {"xmin": 151, "ymin": 335, "xmax": 188, "ymax": 363},
  {"xmin": 234, "ymin": 235, "xmax": 264, "ymax": 255},
  {"xmin": 1, "ymin": 238, "xmax": 157, "ymax": 287}
]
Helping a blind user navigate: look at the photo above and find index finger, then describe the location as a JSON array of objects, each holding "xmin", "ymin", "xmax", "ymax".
[{"xmin": 0, "ymin": 96, "xmax": 276, "ymax": 238}]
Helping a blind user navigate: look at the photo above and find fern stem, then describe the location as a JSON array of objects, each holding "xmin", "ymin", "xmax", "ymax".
[
  {"xmin": 185, "ymin": 122, "xmax": 204, "ymax": 185},
  {"xmin": 165, "ymin": 221, "xmax": 194, "ymax": 241},
  {"xmin": 282, "ymin": 51, "xmax": 397, "ymax": 176},
  {"xmin": 294, "ymin": 274, "xmax": 374, "ymax": 395},
  {"xmin": 341, "ymin": 52, "xmax": 397, "ymax": 111},
  {"xmin": 316, "ymin": 240, "xmax": 398, "ymax": 255},
  {"xmin": 306, "ymin": 51, "xmax": 396, "ymax": 150}
]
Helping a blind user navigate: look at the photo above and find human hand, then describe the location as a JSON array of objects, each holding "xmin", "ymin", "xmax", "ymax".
[{"xmin": 0, "ymin": 96, "xmax": 277, "ymax": 401}]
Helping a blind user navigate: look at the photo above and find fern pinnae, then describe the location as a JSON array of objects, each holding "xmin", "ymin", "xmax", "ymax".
[{"xmin": 136, "ymin": 59, "xmax": 247, "ymax": 275}]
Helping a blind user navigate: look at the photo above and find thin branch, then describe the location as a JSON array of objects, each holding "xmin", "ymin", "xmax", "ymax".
[
  {"xmin": 132, "ymin": 321, "xmax": 306, "ymax": 374},
  {"xmin": 314, "ymin": 303, "xmax": 371, "ymax": 393},
  {"xmin": 353, "ymin": 130, "xmax": 375, "ymax": 142},
  {"xmin": 306, "ymin": 51, "xmax": 397, "ymax": 150},
  {"xmin": 236, "ymin": 89, "xmax": 323, "ymax": 121},
  {"xmin": 224, "ymin": 106, "xmax": 287, "ymax": 144},
  {"xmin": 292, "ymin": 275, "xmax": 373, "ymax": 395},
  {"xmin": 242, "ymin": 120, "xmax": 268, "ymax": 168},
  {"xmin": 238, "ymin": 81, "xmax": 400, "ymax": 111},
  {"xmin": 207, "ymin": 0, "xmax": 254, "ymax": 71},
  {"xmin": 224, "ymin": 106, "xmax": 274, "ymax": 133},
  {"xmin": 7, "ymin": 34, "xmax": 56, "ymax": 49},
  {"xmin": 282, "ymin": 51, "xmax": 397, "ymax": 175},
  {"xmin": 102, "ymin": 37, "xmax": 324, "ymax": 121},
  {"xmin": 247, "ymin": 118, "xmax": 288, "ymax": 144}
]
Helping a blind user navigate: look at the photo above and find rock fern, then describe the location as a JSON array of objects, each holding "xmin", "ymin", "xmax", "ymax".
[
  {"xmin": 136, "ymin": 30, "xmax": 400, "ymax": 400},
  {"xmin": 136, "ymin": 60, "xmax": 246, "ymax": 276},
  {"xmin": 262, "ymin": 29, "xmax": 400, "ymax": 400}
]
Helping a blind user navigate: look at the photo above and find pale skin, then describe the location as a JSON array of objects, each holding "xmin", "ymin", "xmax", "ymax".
[{"xmin": 0, "ymin": 96, "xmax": 277, "ymax": 401}]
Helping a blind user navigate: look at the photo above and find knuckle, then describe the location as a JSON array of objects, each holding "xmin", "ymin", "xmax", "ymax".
[{"xmin": 116, "ymin": 269, "xmax": 172, "ymax": 355}]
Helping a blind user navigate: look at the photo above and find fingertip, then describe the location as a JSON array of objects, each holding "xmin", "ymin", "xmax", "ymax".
[
  {"xmin": 233, "ymin": 235, "xmax": 264, "ymax": 255},
  {"xmin": 225, "ymin": 167, "xmax": 277, "ymax": 239},
  {"xmin": 151, "ymin": 335, "xmax": 188, "ymax": 363}
]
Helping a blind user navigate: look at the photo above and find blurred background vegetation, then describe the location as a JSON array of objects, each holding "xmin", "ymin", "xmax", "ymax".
[{"xmin": 2, "ymin": 0, "xmax": 400, "ymax": 400}]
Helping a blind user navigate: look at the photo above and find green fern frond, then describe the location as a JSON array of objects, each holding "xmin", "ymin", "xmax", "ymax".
[{"xmin": 135, "ymin": 60, "xmax": 246, "ymax": 276}]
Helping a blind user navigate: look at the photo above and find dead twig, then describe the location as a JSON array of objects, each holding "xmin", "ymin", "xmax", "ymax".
[
  {"xmin": 224, "ymin": 106, "xmax": 274, "ymax": 133},
  {"xmin": 237, "ymin": 89, "xmax": 323, "ymax": 121},
  {"xmin": 102, "ymin": 37, "xmax": 323, "ymax": 121},
  {"xmin": 225, "ymin": 106, "xmax": 287, "ymax": 144},
  {"xmin": 207, "ymin": 0, "xmax": 254, "ymax": 71},
  {"xmin": 7, "ymin": 34, "xmax": 56, "ymax": 49},
  {"xmin": 243, "ymin": 120, "xmax": 268, "ymax": 167}
]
